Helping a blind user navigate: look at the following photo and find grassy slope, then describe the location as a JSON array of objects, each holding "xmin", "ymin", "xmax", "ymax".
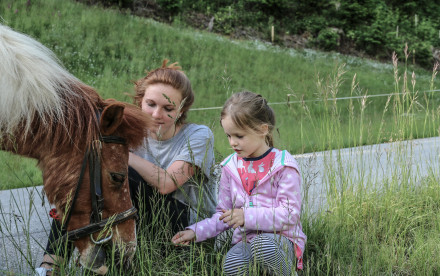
[{"xmin": 0, "ymin": 1, "xmax": 439, "ymax": 186}]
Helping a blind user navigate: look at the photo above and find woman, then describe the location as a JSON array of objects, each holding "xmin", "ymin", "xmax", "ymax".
[
  {"xmin": 37, "ymin": 59, "xmax": 217, "ymax": 275},
  {"xmin": 128, "ymin": 59, "xmax": 217, "ymax": 233}
]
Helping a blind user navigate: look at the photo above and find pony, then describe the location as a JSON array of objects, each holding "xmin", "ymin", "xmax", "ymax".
[{"xmin": 0, "ymin": 24, "xmax": 151, "ymax": 274}]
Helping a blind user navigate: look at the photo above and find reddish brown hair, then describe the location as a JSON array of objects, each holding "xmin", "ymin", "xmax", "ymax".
[{"xmin": 133, "ymin": 59, "xmax": 194, "ymax": 125}]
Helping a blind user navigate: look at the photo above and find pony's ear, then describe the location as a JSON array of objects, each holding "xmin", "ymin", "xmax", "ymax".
[{"xmin": 100, "ymin": 103, "xmax": 125, "ymax": 135}]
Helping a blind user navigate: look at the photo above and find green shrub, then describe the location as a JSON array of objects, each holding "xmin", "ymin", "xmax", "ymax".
[
  {"xmin": 156, "ymin": 0, "xmax": 182, "ymax": 15},
  {"xmin": 412, "ymin": 41, "xmax": 433, "ymax": 69},
  {"xmin": 315, "ymin": 28, "xmax": 340, "ymax": 51},
  {"xmin": 212, "ymin": 6, "xmax": 236, "ymax": 35}
]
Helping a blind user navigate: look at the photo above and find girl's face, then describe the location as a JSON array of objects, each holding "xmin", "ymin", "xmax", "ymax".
[
  {"xmin": 141, "ymin": 83, "xmax": 182, "ymax": 140},
  {"xmin": 221, "ymin": 115, "xmax": 270, "ymax": 158}
]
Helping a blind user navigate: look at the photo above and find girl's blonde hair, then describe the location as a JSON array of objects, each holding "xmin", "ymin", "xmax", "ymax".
[
  {"xmin": 133, "ymin": 59, "xmax": 194, "ymax": 125},
  {"xmin": 221, "ymin": 91, "xmax": 276, "ymax": 147}
]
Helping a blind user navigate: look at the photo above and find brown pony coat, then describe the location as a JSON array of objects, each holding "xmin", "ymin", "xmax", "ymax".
[
  {"xmin": 2, "ymin": 82, "xmax": 150, "ymax": 218},
  {"xmin": 0, "ymin": 24, "xmax": 151, "ymax": 273}
]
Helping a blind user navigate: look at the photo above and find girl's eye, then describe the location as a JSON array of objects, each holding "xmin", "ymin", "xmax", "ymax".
[
  {"xmin": 165, "ymin": 107, "xmax": 174, "ymax": 112},
  {"xmin": 236, "ymin": 135, "xmax": 243, "ymax": 139},
  {"xmin": 146, "ymin": 102, "xmax": 155, "ymax": 107}
]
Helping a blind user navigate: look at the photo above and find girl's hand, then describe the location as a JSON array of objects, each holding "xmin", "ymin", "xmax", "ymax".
[
  {"xmin": 220, "ymin": 208, "xmax": 244, "ymax": 228},
  {"xmin": 171, "ymin": 230, "xmax": 196, "ymax": 245}
]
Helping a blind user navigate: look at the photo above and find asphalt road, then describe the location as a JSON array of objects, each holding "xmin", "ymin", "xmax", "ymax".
[
  {"xmin": 0, "ymin": 185, "xmax": 52, "ymax": 275},
  {"xmin": 295, "ymin": 137, "xmax": 440, "ymax": 215},
  {"xmin": 1, "ymin": 137, "xmax": 439, "ymax": 275}
]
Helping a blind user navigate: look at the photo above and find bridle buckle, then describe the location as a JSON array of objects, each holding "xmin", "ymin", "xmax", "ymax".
[
  {"xmin": 92, "ymin": 140, "xmax": 102, "ymax": 151},
  {"xmin": 90, "ymin": 228, "xmax": 113, "ymax": 245}
]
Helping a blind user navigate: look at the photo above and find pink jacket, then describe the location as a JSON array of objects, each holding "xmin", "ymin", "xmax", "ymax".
[{"xmin": 187, "ymin": 148, "xmax": 306, "ymax": 254}]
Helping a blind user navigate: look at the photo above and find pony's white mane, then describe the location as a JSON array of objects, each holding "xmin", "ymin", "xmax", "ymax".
[{"xmin": 0, "ymin": 24, "xmax": 79, "ymax": 134}]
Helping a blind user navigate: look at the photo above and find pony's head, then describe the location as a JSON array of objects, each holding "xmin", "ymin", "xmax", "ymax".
[
  {"xmin": 58, "ymin": 100, "xmax": 150, "ymax": 274},
  {"xmin": 0, "ymin": 24, "xmax": 151, "ymax": 274}
]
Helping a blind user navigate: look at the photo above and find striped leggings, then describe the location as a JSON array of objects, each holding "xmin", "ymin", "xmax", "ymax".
[{"xmin": 223, "ymin": 233, "xmax": 297, "ymax": 276}]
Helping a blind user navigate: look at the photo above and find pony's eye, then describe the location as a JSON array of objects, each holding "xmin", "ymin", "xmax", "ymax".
[{"xmin": 110, "ymin": 172, "xmax": 126, "ymax": 185}]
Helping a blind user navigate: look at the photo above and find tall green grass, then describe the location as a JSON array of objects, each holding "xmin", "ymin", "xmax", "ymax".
[
  {"xmin": 298, "ymin": 48, "xmax": 440, "ymax": 275},
  {"xmin": 1, "ymin": 0, "xmax": 440, "ymax": 275}
]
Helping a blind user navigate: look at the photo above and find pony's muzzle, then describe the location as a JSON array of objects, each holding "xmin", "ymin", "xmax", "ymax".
[{"xmin": 81, "ymin": 244, "xmax": 108, "ymax": 275}]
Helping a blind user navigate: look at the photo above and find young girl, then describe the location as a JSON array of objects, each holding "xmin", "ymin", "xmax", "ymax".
[{"xmin": 172, "ymin": 91, "xmax": 306, "ymax": 276}]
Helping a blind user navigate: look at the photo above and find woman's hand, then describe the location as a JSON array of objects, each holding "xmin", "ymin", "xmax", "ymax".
[
  {"xmin": 219, "ymin": 208, "xmax": 244, "ymax": 228},
  {"xmin": 171, "ymin": 230, "xmax": 196, "ymax": 245}
]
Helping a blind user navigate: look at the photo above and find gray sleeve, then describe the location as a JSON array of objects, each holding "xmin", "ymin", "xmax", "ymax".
[{"xmin": 173, "ymin": 125, "xmax": 215, "ymax": 178}]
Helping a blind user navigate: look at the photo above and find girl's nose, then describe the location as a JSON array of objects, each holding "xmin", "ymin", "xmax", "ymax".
[{"xmin": 229, "ymin": 137, "xmax": 237, "ymax": 147}]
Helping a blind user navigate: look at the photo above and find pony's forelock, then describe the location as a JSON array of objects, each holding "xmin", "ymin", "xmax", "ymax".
[{"xmin": 0, "ymin": 24, "xmax": 79, "ymax": 135}]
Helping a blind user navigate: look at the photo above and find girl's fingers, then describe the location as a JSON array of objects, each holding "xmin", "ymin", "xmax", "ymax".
[
  {"xmin": 220, "ymin": 209, "xmax": 232, "ymax": 220},
  {"xmin": 172, "ymin": 232, "xmax": 186, "ymax": 243},
  {"xmin": 219, "ymin": 211, "xmax": 227, "ymax": 220},
  {"xmin": 172, "ymin": 230, "xmax": 195, "ymax": 246},
  {"xmin": 174, "ymin": 237, "xmax": 185, "ymax": 244},
  {"xmin": 221, "ymin": 216, "xmax": 231, "ymax": 224}
]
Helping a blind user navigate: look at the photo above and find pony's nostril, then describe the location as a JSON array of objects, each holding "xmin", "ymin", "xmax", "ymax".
[
  {"xmin": 90, "ymin": 245, "xmax": 107, "ymax": 270},
  {"xmin": 80, "ymin": 245, "xmax": 109, "ymax": 275}
]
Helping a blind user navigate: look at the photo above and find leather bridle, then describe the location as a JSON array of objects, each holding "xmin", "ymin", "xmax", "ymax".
[{"xmin": 60, "ymin": 132, "xmax": 137, "ymax": 244}]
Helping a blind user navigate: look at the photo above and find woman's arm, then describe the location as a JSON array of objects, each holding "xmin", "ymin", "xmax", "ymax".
[{"xmin": 129, "ymin": 152, "xmax": 195, "ymax": 195}]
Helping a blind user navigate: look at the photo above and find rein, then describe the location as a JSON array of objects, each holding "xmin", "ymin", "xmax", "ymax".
[{"xmin": 59, "ymin": 132, "xmax": 137, "ymax": 244}]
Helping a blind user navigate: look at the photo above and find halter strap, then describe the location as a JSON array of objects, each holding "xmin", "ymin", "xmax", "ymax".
[
  {"xmin": 89, "ymin": 142, "xmax": 103, "ymax": 224},
  {"xmin": 62, "ymin": 150, "xmax": 89, "ymax": 231},
  {"xmin": 62, "ymin": 206, "xmax": 137, "ymax": 242},
  {"xmin": 101, "ymin": 135, "xmax": 126, "ymax": 144}
]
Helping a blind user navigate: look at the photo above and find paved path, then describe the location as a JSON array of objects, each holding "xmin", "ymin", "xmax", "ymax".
[
  {"xmin": 0, "ymin": 186, "xmax": 52, "ymax": 275},
  {"xmin": 295, "ymin": 137, "xmax": 440, "ymax": 214},
  {"xmin": 1, "ymin": 137, "xmax": 440, "ymax": 274}
]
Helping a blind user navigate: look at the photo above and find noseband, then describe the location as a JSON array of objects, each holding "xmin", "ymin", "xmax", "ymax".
[{"xmin": 60, "ymin": 133, "xmax": 137, "ymax": 244}]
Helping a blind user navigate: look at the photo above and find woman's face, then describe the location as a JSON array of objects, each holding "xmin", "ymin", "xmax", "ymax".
[{"xmin": 141, "ymin": 83, "xmax": 182, "ymax": 140}]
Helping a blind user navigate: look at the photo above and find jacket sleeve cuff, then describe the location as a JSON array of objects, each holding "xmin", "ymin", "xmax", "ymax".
[
  {"xmin": 186, "ymin": 224, "xmax": 203, "ymax": 242},
  {"xmin": 243, "ymin": 208, "xmax": 260, "ymax": 230}
]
